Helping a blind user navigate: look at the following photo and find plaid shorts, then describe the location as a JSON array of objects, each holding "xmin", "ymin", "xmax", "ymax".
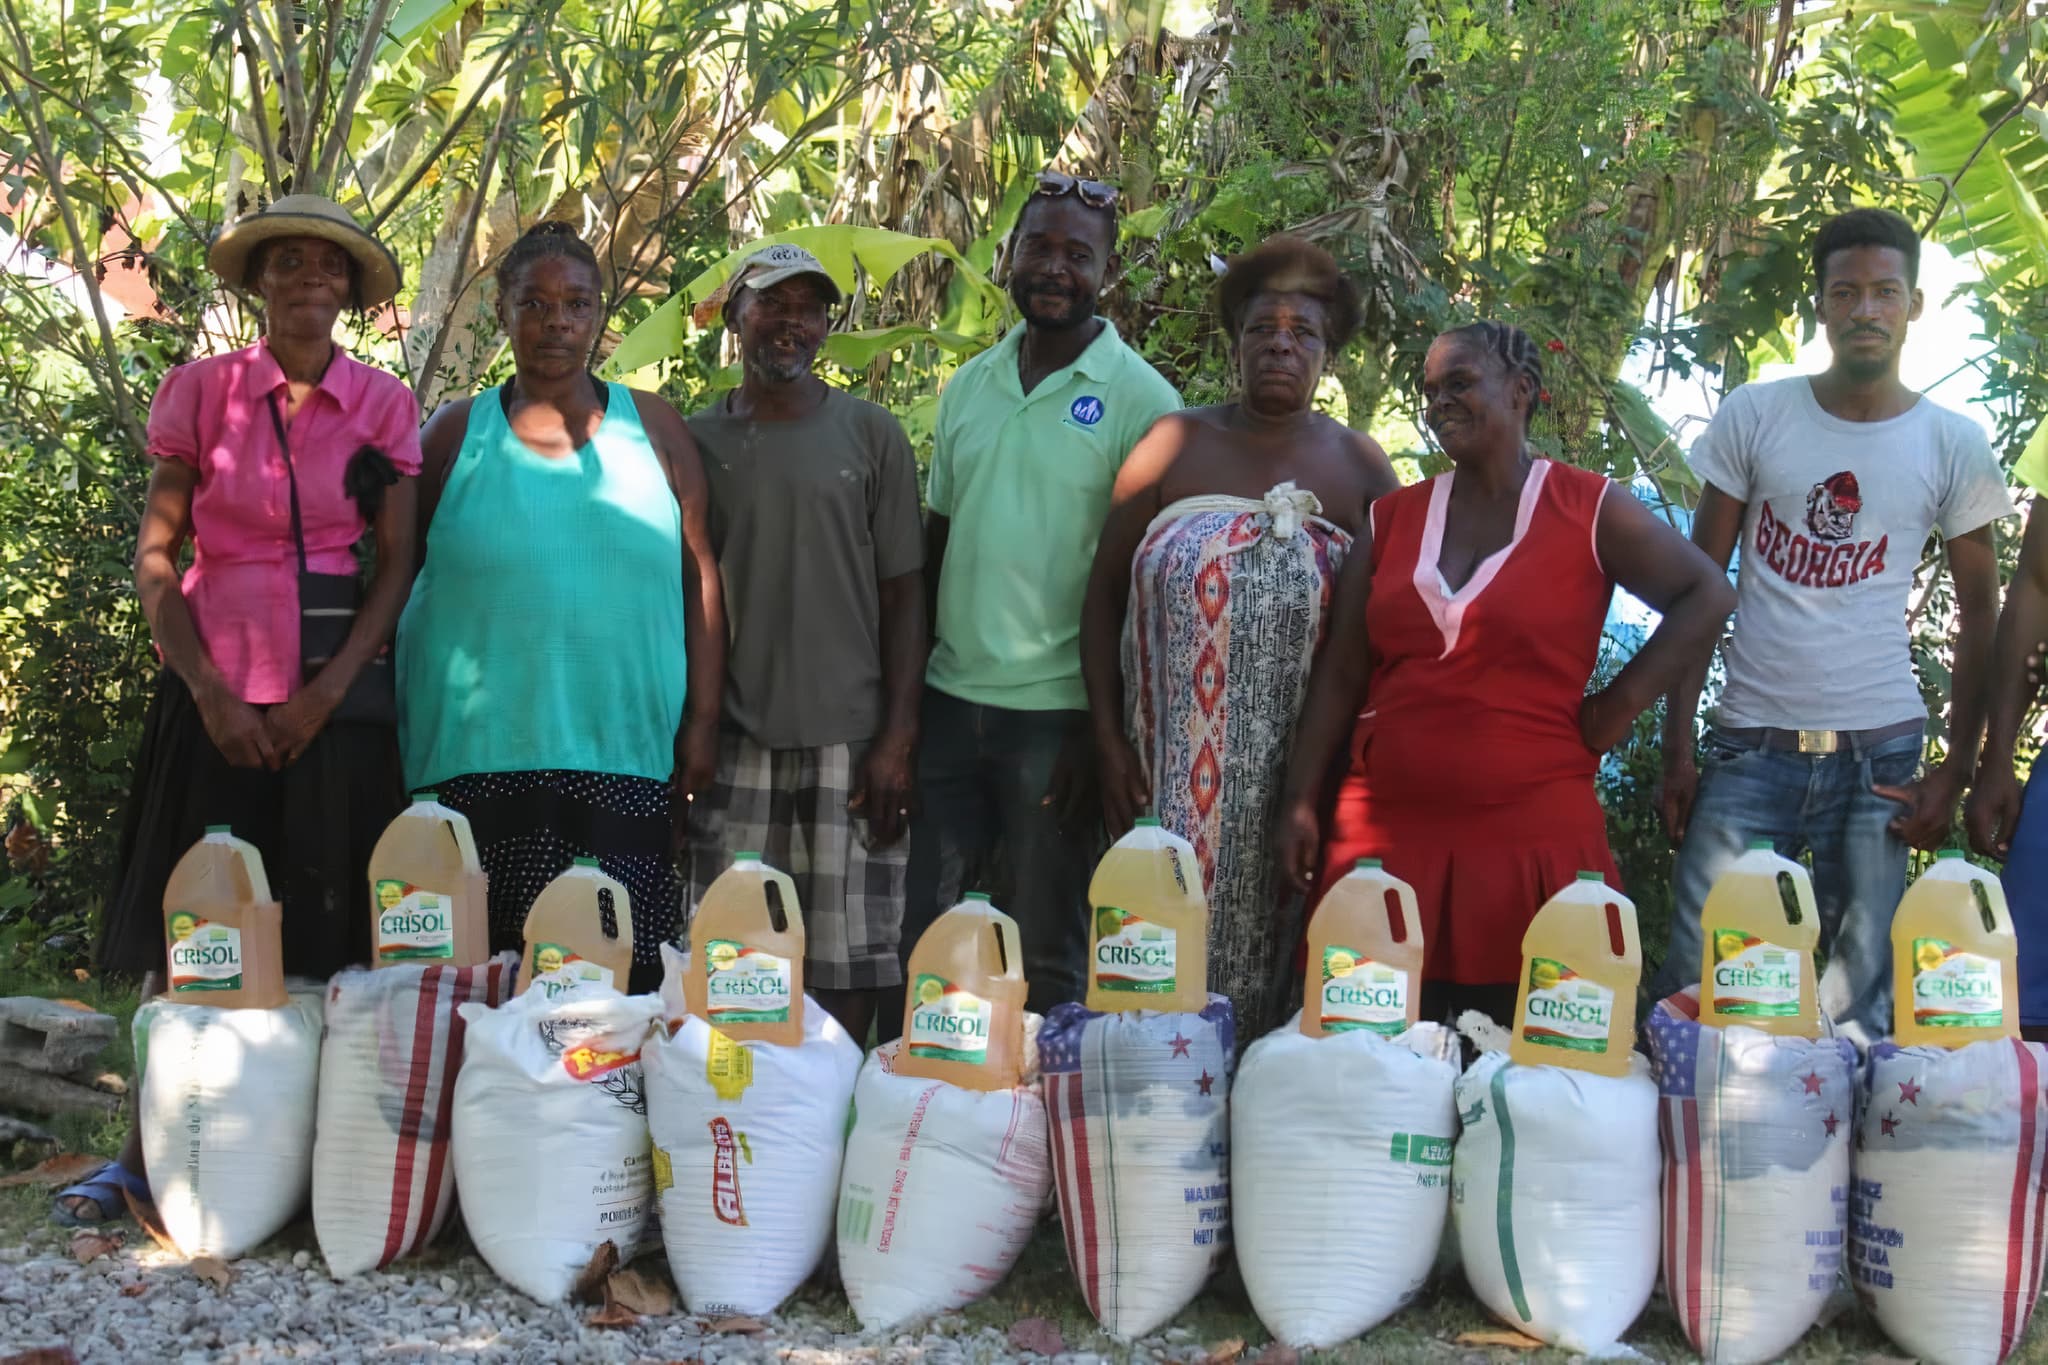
[{"xmin": 682, "ymin": 729, "xmax": 907, "ymax": 992}]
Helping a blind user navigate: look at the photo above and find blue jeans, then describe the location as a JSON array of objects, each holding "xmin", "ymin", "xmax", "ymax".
[
  {"xmin": 1996, "ymin": 766, "xmax": 2048, "ymax": 1030},
  {"xmin": 877, "ymin": 687, "xmax": 1100, "ymax": 1040},
  {"xmin": 1648, "ymin": 725, "xmax": 1922, "ymax": 1046}
]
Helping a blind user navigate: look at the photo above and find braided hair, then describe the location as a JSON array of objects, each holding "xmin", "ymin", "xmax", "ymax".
[
  {"xmin": 1445, "ymin": 320, "xmax": 1545, "ymax": 432},
  {"xmin": 495, "ymin": 221, "xmax": 603, "ymax": 303}
]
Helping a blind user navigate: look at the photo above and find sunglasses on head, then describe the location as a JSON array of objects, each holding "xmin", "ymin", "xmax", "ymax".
[{"xmin": 1033, "ymin": 171, "xmax": 1119, "ymax": 210}]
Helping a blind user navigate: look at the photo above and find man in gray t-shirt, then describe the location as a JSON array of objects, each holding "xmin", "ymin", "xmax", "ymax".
[
  {"xmin": 1648, "ymin": 208, "xmax": 2014, "ymax": 1044},
  {"xmin": 681, "ymin": 244, "xmax": 926, "ymax": 1041}
]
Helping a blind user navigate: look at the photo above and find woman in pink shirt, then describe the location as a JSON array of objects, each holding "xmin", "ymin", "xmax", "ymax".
[{"xmin": 57, "ymin": 196, "xmax": 420, "ymax": 1225}]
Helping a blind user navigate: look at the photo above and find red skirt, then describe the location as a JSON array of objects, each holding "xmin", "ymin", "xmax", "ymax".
[{"xmin": 1313, "ymin": 717, "xmax": 1620, "ymax": 987}]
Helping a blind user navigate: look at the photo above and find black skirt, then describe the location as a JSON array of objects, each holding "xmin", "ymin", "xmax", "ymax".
[
  {"xmin": 433, "ymin": 769, "xmax": 678, "ymax": 996},
  {"xmin": 96, "ymin": 671, "xmax": 407, "ymax": 981}
]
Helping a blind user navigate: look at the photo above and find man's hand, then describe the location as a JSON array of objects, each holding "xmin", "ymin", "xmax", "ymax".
[
  {"xmin": 849, "ymin": 729, "xmax": 916, "ymax": 847},
  {"xmin": 1043, "ymin": 724, "xmax": 1100, "ymax": 829},
  {"xmin": 1874, "ymin": 763, "xmax": 1966, "ymax": 851},
  {"xmin": 671, "ymin": 721, "xmax": 719, "ymax": 852},
  {"xmin": 1095, "ymin": 729, "xmax": 1150, "ymax": 839},
  {"xmin": 195, "ymin": 680, "xmax": 279, "ymax": 770},
  {"xmin": 1276, "ymin": 797, "xmax": 1321, "ymax": 895},
  {"xmin": 1659, "ymin": 744, "xmax": 1699, "ymax": 843},
  {"xmin": 1965, "ymin": 761, "xmax": 2024, "ymax": 860}
]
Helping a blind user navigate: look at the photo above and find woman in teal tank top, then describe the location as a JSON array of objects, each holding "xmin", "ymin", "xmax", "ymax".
[{"xmin": 398, "ymin": 223, "xmax": 725, "ymax": 991}]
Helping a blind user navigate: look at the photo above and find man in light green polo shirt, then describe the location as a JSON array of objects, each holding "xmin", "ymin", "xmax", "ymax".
[{"xmin": 884, "ymin": 173, "xmax": 1181, "ymax": 1035}]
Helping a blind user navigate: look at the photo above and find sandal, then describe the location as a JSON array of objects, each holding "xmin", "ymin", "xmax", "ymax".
[{"xmin": 50, "ymin": 1159, "xmax": 149, "ymax": 1228}]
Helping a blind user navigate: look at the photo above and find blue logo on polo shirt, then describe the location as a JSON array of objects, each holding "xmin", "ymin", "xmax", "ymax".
[{"xmin": 1070, "ymin": 396, "xmax": 1104, "ymax": 426}]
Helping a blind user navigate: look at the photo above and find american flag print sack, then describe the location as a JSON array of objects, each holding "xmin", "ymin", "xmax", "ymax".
[
  {"xmin": 1853, "ymin": 1037, "xmax": 2048, "ymax": 1365},
  {"xmin": 1042, "ymin": 996, "xmax": 1234, "ymax": 1339},
  {"xmin": 1647, "ymin": 988, "xmax": 1856, "ymax": 1364},
  {"xmin": 314, "ymin": 952, "xmax": 518, "ymax": 1277}
]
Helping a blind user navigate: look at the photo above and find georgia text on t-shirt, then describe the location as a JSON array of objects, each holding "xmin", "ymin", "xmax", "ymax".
[{"xmin": 1755, "ymin": 490, "xmax": 1889, "ymax": 590}]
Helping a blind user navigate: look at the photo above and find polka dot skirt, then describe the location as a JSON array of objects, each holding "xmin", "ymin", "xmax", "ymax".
[{"xmin": 435, "ymin": 769, "xmax": 679, "ymax": 972}]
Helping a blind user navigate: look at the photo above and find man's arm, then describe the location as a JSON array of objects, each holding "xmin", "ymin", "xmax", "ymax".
[
  {"xmin": 1877, "ymin": 525, "xmax": 1999, "ymax": 849},
  {"xmin": 1659, "ymin": 482, "xmax": 1745, "ymax": 841},
  {"xmin": 1968, "ymin": 505, "xmax": 2048, "ymax": 856}
]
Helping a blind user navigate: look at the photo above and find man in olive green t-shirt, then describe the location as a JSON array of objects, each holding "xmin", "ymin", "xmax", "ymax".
[
  {"xmin": 683, "ymin": 245, "xmax": 927, "ymax": 1044},
  {"xmin": 882, "ymin": 176, "xmax": 1181, "ymax": 1035}
]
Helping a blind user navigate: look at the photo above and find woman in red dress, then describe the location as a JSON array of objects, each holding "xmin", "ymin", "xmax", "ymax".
[{"xmin": 1276, "ymin": 321, "xmax": 1734, "ymax": 1025}]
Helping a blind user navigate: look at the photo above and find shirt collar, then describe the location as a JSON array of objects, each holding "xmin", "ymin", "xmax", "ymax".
[
  {"xmin": 996, "ymin": 316, "xmax": 1128, "ymax": 392},
  {"xmin": 253, "ymin": 338, "xmax": 363, "ymax": 405}
]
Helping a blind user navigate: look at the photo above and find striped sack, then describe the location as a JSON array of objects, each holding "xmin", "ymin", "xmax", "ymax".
[
  {"xmin": 1648, "ymin": 987, "xmax": 1856, "ymax": 1365},
  {"xmin": 313, "ymin": 953, "xmax": 517, "ymax": 1277},
  {"xmin": 1452, "ymin": 1049, "xmax": 1661, "ymax": 1353},
  {"xmin": 1854, "ymin": 1037, "xmax": 2048, "ymax": 1365},
  {"xmin": 1042, "ymin": 996, "xmax": 1234, "ymax": 1339}
]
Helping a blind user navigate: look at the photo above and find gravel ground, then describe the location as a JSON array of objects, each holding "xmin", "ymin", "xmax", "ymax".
[{"xmin": 0, "ymin": 1219, "xmax": 1203, "ymax": 1365}]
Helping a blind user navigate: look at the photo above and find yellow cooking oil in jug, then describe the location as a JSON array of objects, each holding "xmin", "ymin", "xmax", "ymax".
[
  {"xmin": 1085, "ymin": 817, "xmax": 1209, "ymax": 1013},
  {"xmin": 1302, "ymin": 858, "xmax": 1423, "ymax": 1038},
  {"xmin": 685, "ymin": 851, "xmax": 805, "ymax": 1045},
  {"xmin": 898, "ymin": 892, "xmax": 1027, "ymax": 1090},
  {"xmin": 1891, "ymin": 849, "xmax": 2019, "ymax": 1046},
  {"xmin": 520, "ymin": 858, "xmax": 634, "ymax": 999},
  {"xmin": 367, "ymin": 792, "xmax": 490, "ymax": 968},
  {"xmin": 1509, "ymin": 871, "xmax": 1640, "ymax": 1076},
  {"xmin": 1697, "ymin": 840, "xmax": 1821, "ymax": 1035},
  {"xmin": 162, "ymin": 826, "xmax": 286, "ymax": 1009}
]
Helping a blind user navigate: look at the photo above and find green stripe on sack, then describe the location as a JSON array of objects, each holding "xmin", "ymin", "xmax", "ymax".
[{"xmin": 1491, "ymin": 1066, "xmax": 1532, "ymax": 1324}]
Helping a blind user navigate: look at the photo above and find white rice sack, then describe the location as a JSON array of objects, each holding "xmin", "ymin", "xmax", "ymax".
[
  {"xmin": 835, "ymin": 1039, "xmax": 1051, "ymax": 1329},
  {"xmin": 1233, "ymin": 1015, "xmax": 1460, "ymax": 1348},
  {"xmin": 1452, "ymin": 1050, "xmax": 1660, "ymax": 1353},
  {"xmin": 313, "ymin": 953, "xmax": 518, "ymax": 1277},
  {"xmin": 1646, "ymin": 989, "xmax": 1855, "ymax": 1364},
  {"xmin": 1042, "ymin": 997, "xmax": 1234, "ymax": 1339},
  {"xmin": 1854, "ymin": 1037, "xmax": 2048, "ymax": 1365},
  {"xmin": 644, "ymin": 962, "xmax": 861, "ymax": 1317},
  {"xmin": 135, "ymin": 994, "xmax": 323, "ymax": 1259},
  {"xmin": 449, "ymin": 983, "xmax": 661, "ymax": 1303}
]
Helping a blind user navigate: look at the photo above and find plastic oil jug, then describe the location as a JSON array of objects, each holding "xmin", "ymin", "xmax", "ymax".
[
  {"xmin": 898, "ymin": 892, "xmax": 1027, "ymax": 1090},
  {"xmin": 1302, "ymin": 858, "xmax": 1423, "ymax": 1038},
  {"xmin": 1891, "ymin": 849, "xmax": 2019, "ymax": 1046},
  {"xmin": 1085, "ymin": 817, "xmax": 1209, "ymax": 1013},
  {"xmin": 1697, "ymin": 840, "xmax": 1821, "ymax": 1035},
  {"xmin": 1509, "ymin": 871, "xmax": 1640, "ymax": 1076},
  {"xmin": 684, "ymin": 852, "xmax": 805, "ymax": 1044},
  {"xmin": 520, "ymin": 858, "xmax": 634, "ymax": 999},
  {"xmin": 367, "ymin": 792, "xmax": 490, "ymax": 968},
  {"xmin": 162, "ymin": 826, "xmax": 286, "ymax": 1009}
]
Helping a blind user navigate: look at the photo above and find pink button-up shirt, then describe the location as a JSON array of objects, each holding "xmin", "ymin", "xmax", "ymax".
[{"xmin": 146, "ymin": 342, "xmax": 424, "ymax": 704}]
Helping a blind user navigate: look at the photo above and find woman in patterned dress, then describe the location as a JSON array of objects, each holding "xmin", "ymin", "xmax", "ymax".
[
  {"xmin": 1275, "ymin": 321, "xmax": 1734, "ymax": 1027},
  {"xmin": 1079, "ymin": 235, "xmax": 1399, "ymax": 1045}
]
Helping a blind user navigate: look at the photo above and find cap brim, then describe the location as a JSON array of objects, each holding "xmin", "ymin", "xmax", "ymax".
[
  {"xmin": 208, "ymin": 212, "xmax": 403, "ymax": 309},
  {"xmin": 742, "ymin": 264, "xmax": 844, "ymax": 304}
]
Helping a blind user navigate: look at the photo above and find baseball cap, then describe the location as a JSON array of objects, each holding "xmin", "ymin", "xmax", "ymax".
[{"xmin": 729, "ymin": 243, "xmax": 843, "ymax": 303}]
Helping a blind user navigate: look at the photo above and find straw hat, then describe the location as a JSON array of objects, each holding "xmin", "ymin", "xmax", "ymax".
[{"xmin": 207, "ymin": 194, "xmax": 402, "ymax": 308}]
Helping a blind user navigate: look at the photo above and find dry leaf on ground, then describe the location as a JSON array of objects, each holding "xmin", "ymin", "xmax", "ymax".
[
  {"xmin": 67, "ymin": 1229, "xmax": 121, "ymax": 1265},
  {"xmin": 188, "ymin": 1256, "xmax": 234, "ymax": 1289},
  {"xmin": 118, "ymin": 1282, "xmax": 147, "ymax": 1298},
  {"xmin": 1254, "ymin": 1346, "xmax": 1299, "ymax": 1365},
  {"xmin": 0, "ymin": 1154, "xmax": 106, "ymax": 1190},
  {"xmin": 585, "ymin": 1300, "xmax": 639, "ymax": 1329},
  {"xmin": 118, "ymin": 1188, "xmax": 175, "ymax": 1255},
  {"xmin": 0, "ymin": 1349, "xmax": 81, "ymax": 1365},
  {"xmin": 569, "ymin": 1240, "xmax": 621, "ymax": 1304},
  {"xmin": 1200, "ymin": 1337, "xmax": 1245, "ymax": 1365},
  {"xmin": 1453, "ymin": 1328, "xmax": 1545, "ymax": 1350},
  {"xmin": 706, "ymin": 1316, "xmax": 769, "ymax": 1335},
  {"xmin": 607, "ymin": 1266, "xmax": 675, "ymax": 1317},
  {"xmin": 1006, "ymin": 1317, "xmax": 1066, "ymax": 1356}
]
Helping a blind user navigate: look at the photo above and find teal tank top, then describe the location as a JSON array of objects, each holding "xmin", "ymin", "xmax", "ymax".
[{"xmin": 398, "ymin": 382, "xmax": 687, "ymax": 786}]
